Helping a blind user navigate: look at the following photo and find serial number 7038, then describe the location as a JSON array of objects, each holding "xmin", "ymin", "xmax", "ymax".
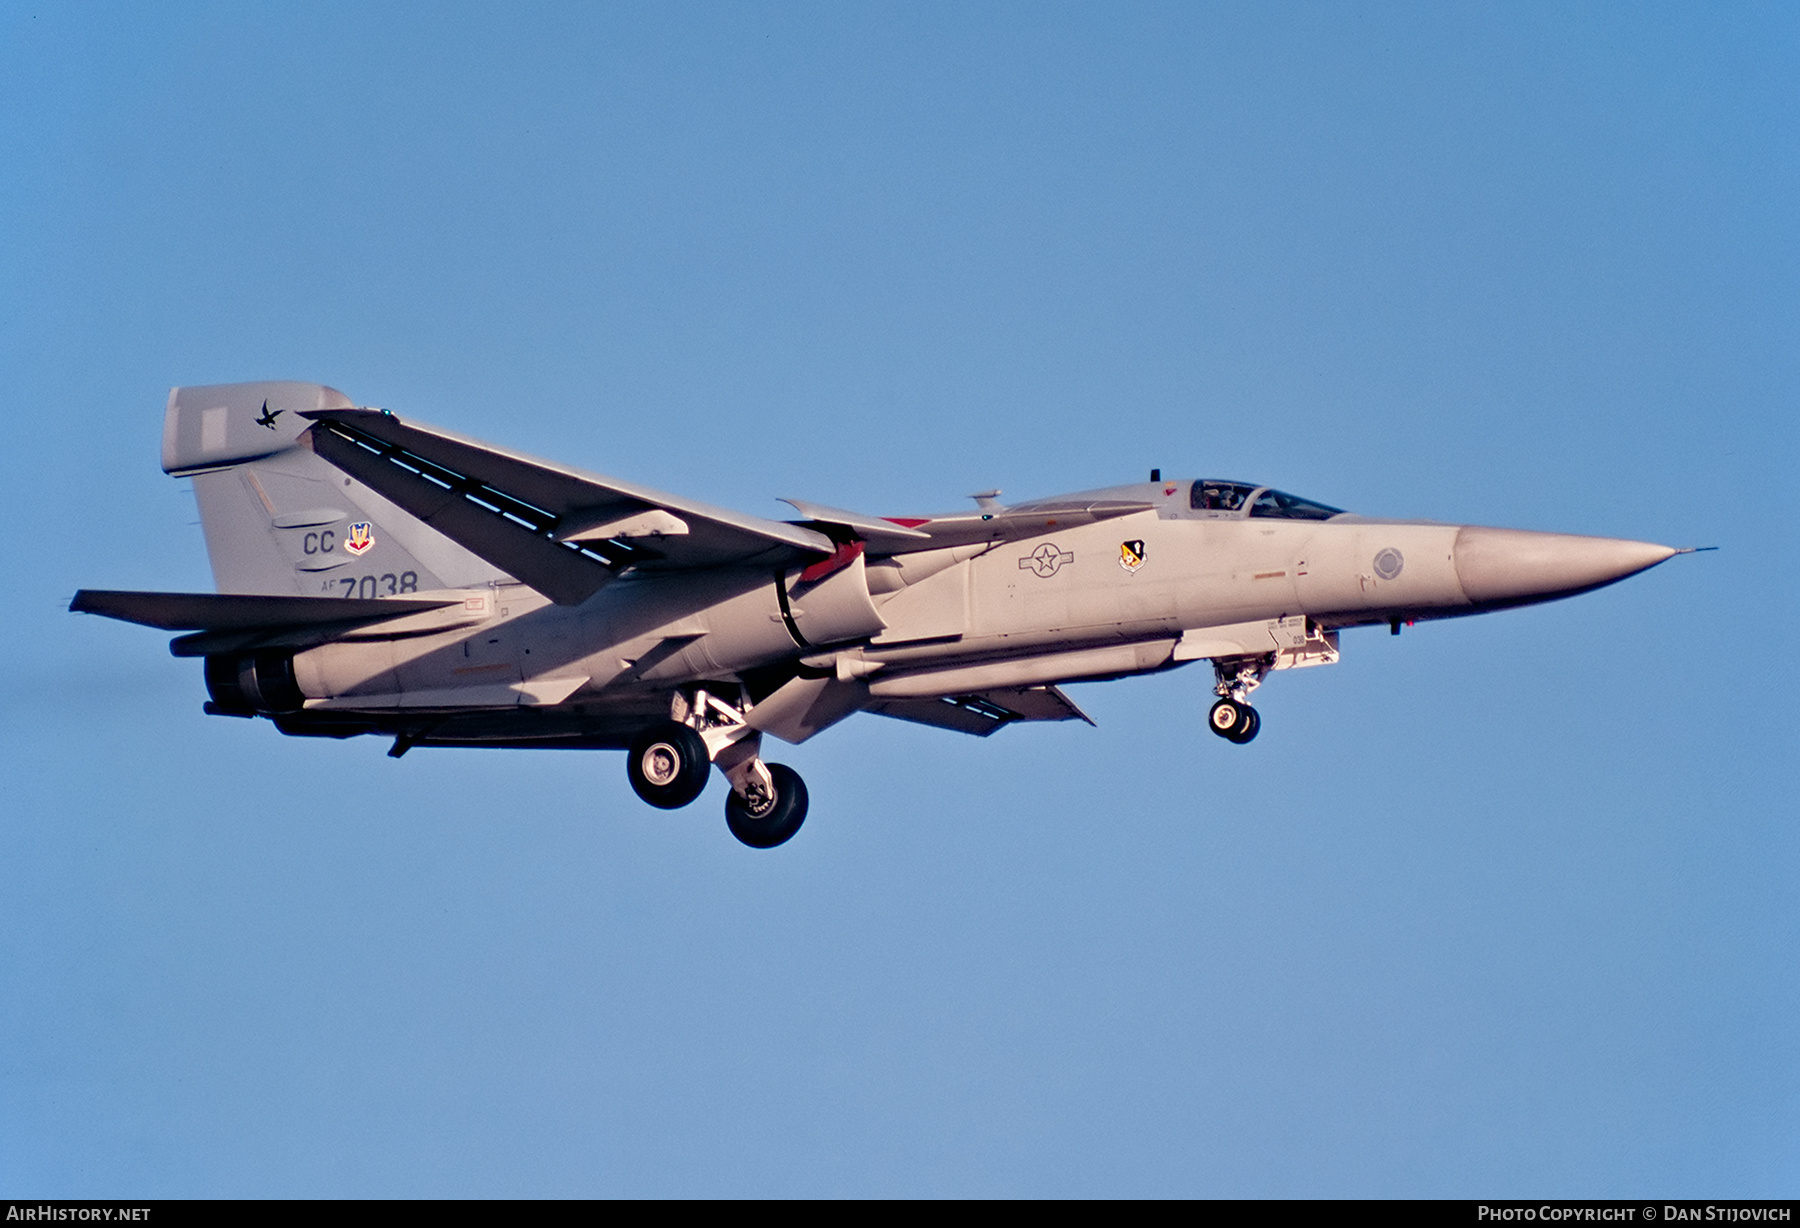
[{"xmin": 324, "ymin": 571, "xmax": 419, "ymax": 599}]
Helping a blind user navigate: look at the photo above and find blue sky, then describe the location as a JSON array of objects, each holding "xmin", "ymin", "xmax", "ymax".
[{"xmin": 3, "ymin": 2, "xmax": 1795, "ymax": 1196}]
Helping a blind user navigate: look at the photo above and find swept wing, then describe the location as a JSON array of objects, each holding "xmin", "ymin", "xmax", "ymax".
[{"xmin": 301, "ymin": 410, "xmax": 835, "ymax": 605}]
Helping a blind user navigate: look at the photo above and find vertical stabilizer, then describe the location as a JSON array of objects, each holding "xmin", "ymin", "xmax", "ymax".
[{"xmin": 164, "ymin": 382, "xmax": 506, "ymax": 596}]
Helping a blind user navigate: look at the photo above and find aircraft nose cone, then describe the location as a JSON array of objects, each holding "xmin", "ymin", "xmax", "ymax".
[{"xmin": 1453, "ymin": 527, "xmax": 1678, "ymax": 608}]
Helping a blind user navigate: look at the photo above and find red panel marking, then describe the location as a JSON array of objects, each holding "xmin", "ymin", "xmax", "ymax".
[
  {"xmin": 883, "ymin": 517, "xmax": 930, "ymax": 528},
  {"xmin": 799, "ymin": 539, "xmax": 865, "ymax": 584}
]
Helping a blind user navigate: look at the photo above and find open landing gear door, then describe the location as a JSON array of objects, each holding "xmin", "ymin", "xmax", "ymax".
[{"xmin": 865, "ymin": 685, "xmax": 1094, "ymax": 737}]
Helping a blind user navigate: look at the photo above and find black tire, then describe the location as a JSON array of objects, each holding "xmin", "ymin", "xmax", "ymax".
[
  {"xmin": 1209, "ymin": 698, "xmax": 1245, "ymax": 740},
  {"xmin": 725, "ymin": 763, "xmax": 809, "ymax": 849},
  {"xmin": 1226, "ymin": 705, "xmax": 1261, "ymax": 744},
  {"xmin": 626, "ymin": 721, "xmax": 711, "ymax": 809}
]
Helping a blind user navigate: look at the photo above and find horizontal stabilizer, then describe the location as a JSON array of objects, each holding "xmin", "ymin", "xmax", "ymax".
[
  {"xmin": 301, "ymin": 410, "xmax": 834, "ymax": 605},
  {"xmin": 865, "ymin": 685, "xmax": 1094, "ymax": 737},
  {"xmin": 70, "ymin": 589, "xmax": 456, "ymax": 631}
]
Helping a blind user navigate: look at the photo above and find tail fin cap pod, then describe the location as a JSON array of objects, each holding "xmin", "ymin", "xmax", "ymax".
[{"xmin": 162, "ymin": 382, "xmax": 354, "ymax": 476}]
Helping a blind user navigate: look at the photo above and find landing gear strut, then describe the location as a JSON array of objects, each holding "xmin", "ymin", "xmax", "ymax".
[
  {"xmin": 624, "ymin": 685, "xmax": 811, "ymax": 848},
  {"xmin": 1208, "ymin": 654, "xmax": 1271, "ymax": 745}
]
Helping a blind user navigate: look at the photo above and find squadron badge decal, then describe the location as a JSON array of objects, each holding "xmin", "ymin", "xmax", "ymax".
[
  {"xmin": 1119, "ymin": 540, "xmax": 1147, "ymax": 574},
  {"xmin": 344, "ymin": 521, "xmax": 376, "ymax": 556}
]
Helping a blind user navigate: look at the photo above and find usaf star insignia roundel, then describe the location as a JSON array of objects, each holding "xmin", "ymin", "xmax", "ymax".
[
  {"xmin": 1119, "ymin": 539, "xmax": 1146, "ymax": 574},
  {"xmin": 1019, "ymin": 542, "xmax": 1075, "ymax": 577}
]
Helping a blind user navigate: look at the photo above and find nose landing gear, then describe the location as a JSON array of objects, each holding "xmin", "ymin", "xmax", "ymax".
[
  {"xmin": 1208, "ymin": 697, "xmax": 1260, "ymax": 743},
  {"xmin": 1209, "ymin": 654, "xmax": 1271, "ymax": 745}
]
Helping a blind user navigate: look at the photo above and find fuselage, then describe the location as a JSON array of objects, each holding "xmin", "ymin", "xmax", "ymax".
[
  {"xmin": 284, "ymin": 477, "xmax": 1676, "ymax": 739},
  {"xmin": 77, "ymin": 380, "xmax": 1684, "ymax": 847}
]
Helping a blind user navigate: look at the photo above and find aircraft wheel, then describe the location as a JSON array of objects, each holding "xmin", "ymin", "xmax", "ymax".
[
  {"xmin": 725, "ymin": 763, "xmax": 809, "ymax": 849},
  {"xmin": 627, "ymin": 721, "xmax": 711, "ymax": 809},
  {"xmin": 1226, "ymin": 705, "xmax": 1261, "ymax": 744},
  {"xmin": 1209, "ymin": 698, "xmax": 1248, "ymax": 740}
]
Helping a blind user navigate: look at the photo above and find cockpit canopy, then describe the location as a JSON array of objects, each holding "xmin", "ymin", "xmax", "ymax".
[{"xmin": 1191, "ymin": 480, "xmax": 1343, "ymax": 521}]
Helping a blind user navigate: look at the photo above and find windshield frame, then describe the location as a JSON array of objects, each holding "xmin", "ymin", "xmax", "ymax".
[
  {"xmin": 1188, "ymin": 479, "xmax": 1345, "ymax": 521},
  {"xmin": 1188, "ymin": 479, "xmax": 1260, "ymax": 517},
  {"xmin": 1248, "ymin": 487, "xmax": 1345, "ymax": 522}
]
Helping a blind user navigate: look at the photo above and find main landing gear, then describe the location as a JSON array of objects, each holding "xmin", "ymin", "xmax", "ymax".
[
  {"xmin": 623, "ymin": 686, "xmax": 810, "ymax": 849},
  {"xmin": 626, "ymin": 721, "xmax": 711, "ymax": 809},
  {"xmin": 1208, "ymin": 655, "xmax": 1271, "ymax": 745},
  {"xmin": 724, "ymin": 762, "xmax": 809, "ymax": 850}
]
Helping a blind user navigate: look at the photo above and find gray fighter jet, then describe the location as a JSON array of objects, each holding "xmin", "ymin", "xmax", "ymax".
[{"xmin": 74, "ymin": 382, "xmax": 1689, "ymax": 848}]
